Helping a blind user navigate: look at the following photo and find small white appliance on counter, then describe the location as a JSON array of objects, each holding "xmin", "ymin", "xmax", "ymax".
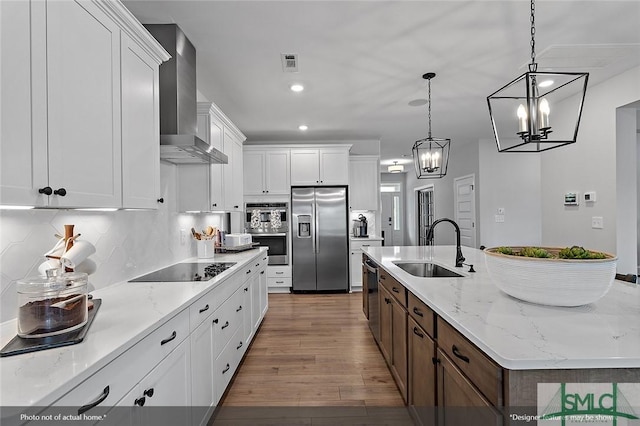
[{"xmin": 223, "ymin": 233, "xmax": 252, "ymax": 247}]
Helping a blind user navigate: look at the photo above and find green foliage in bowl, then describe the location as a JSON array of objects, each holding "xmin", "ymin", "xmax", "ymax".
[{"xmin": 494, "ymin": 246, "xmax": 607, "ymax": 259}]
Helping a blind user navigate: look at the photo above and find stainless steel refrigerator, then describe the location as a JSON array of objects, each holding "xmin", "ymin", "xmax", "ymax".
[{"xmin": 291, "ymin": 187, "xmax": 349, "ymax": 292}]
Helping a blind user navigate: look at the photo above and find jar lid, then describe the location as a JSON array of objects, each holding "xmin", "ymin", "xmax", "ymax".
[{"xmin": 17, "ymin": 270, "xmax": 88, "ymax": 295}]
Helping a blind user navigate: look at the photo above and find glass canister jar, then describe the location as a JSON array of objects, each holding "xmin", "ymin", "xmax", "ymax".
[{"xmin": 17, "ymin": 269, "xmax": 89, "ymax": 338}]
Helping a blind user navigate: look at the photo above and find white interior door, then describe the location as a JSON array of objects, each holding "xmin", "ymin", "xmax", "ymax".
[{"xmin": 454, "ymin": 175, "xmax": 476, "ymax": 248}]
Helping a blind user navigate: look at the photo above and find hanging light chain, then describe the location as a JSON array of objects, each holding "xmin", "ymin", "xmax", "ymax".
[
  {"xmin": 529, "ymin": 0, "xmax": 537, "ymax": 71},
  {"xmin": 427, "ymin": 77, "xmax": 432, "ymax": 139}
]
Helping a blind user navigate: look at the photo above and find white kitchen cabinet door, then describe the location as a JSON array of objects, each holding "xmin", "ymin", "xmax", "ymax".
[
  {"xmin": 190, "ymin": 316, "xmax": 217, "ymax": 426},
  {"xmin": 223, "ymin": 128, "xmax": 244, "ymax": 211},
  {"xmin": 349, "ymin": 156, "xmax": 380, "ymax": 211},
  {"xmin": 290, "ymin": 149, "xmax": 321, "ymax": 185},
  {"xmin": 291, "ymin": 148, "xmax": 349, "ymax": 186},
  {"xmin": 319, "ymin": 149, "xmax": 349, "ymax": 185},
  {"xmin": 197, "ymin": 102, "xmax": 225, "ymax": 210},
  {"xmin": 259, "ymin": 268, "xmax": 269, "ymax": 319},
  {"xmin": 0, "ymin": 0, "xmax": 43, "ymax": 206},
  {"xmin": 265, "ymin": 150, "xmax": 290, "ymax": 194},
  {"xmin": 44, "ymin": 0, "xmax": 122, "ymax": 208},
  {"xmin": 121, "ymin": 33, "xmax": 160, "ymax": 209},
  {"xmin": 137, "ymin": 339, "xmax": 192, "ymax": 425},
  {"xmin": 243, "ymin": 151, "xmax": 266, "ymax": 195}
]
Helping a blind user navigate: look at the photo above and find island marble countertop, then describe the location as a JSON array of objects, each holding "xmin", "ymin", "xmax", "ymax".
[
  {"xmin": 363, "ymin": 245, "xmax": 640, "ymax": 370},
  {"xmin": 0, "ymin": 248, "xmax": 268, "ymax": 407}
]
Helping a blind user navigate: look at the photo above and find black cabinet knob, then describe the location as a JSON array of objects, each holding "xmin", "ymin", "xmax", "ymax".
[
  {"xmin": 38, "ymin": 186, "xmax": 53, "ymax": 195},
  {"xmin": 53, "ymin": 188, "xmax": 67, "ymax": 196},
  {"xmin": 134, "ymin": 397, "xmax": 146, "ymax": 406},
  {"xmin": 143, "ymin": 388, "xmax": 154, "ymax": 398},
  {"xmin": 157, "ymin": 197, "xmax": 164, "ymax": 203}
]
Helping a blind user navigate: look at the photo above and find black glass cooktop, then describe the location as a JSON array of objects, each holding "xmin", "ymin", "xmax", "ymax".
[{"xmin": 129, "ymin": 262, "xmax": 237, "ymax": 283}]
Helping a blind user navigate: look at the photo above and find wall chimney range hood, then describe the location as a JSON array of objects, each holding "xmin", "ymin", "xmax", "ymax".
[{"xmin": 145, "ymin": 24, "xmax": 228, "ymax": 164}]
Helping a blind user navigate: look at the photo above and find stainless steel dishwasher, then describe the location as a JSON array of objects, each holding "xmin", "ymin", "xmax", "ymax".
[{"xmin": 364, "ymin": 258, "xmax": 380, "ymax": 344}]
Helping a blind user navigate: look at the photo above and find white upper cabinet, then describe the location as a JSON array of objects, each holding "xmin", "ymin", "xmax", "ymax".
[
  {"xmin": 121, "ymin": 33, "xmax": 161, "ymax": 209},
  {"xmin": 349, "ymin": 156, "xmax": 380, "ymax": 211},
  {"xmin": 224, "ymin": 129, "xmax": 245, "ymax": 211},
  {"xmin": 290, "ymin": 147, "xmax": 349, "ymax": 186},
  {"xmin": 243, "ymin": 149, "xmax": 290, "ymax": 195},
  {"xmin": 180, "ymin": 101, "xmax": 245, "ymax": 213},
  {"xmin": 0, "ymin": 0, "xmax": 169, "ymax": 208}
]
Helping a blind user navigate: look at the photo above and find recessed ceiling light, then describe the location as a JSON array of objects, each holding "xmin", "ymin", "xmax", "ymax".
[
  {"xmin": 290, "ymin": 84, "xmax": 304, "ymax": 92},
  {"xmin": 538, "ymin": 80, "xmax": 554, "ymax": 88},
  {"xmin": 298, "ymin": 125, "xmax": 308, "ymax": 131}
]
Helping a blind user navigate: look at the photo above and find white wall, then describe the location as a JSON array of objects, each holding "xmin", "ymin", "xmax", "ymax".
[
  {"xmin": 405, "ymin": 139, "xmax": 479, "ymax": 246},
  {"xmin": 478, "ymin": 139, "xmax": 542, "ymax": 248},
  {"xmin": 541, "ymin": 66, "xmax": 640, "ymax": 268},
  {"xmin": 616, "ymin": 106, "xmax": 638, "ymax": 275},
  {"xmin": 0, "ymin": 163, "xmax": 228, "ymax": 322}
]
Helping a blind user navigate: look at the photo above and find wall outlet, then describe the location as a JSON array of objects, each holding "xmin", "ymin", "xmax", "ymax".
[
  {"xmin": 591, "ymin": 217, "xmax": 604, "ymax": 229},
  {"xmin": 495, "ymin": 214, "xmax": 505, "ymax": 223},
  {"xmin": 584, "ymin": 191, "xmax": 596, "ymax": 203}
]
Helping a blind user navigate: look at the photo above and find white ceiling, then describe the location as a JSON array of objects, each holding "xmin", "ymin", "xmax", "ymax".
[{"xmin": 123, "ymin": 0, "xmax": 640, "ymax": 166}]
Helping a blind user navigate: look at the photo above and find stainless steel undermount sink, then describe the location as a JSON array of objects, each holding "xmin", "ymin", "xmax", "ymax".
[{"xmin": 393, "ymin": 262, "xmax": 464, "ymax": 278}]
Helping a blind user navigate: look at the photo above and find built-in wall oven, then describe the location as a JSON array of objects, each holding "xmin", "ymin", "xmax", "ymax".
[{"xmin": 245, "ymin": 202, "xmax": 289, "ymax": 265}]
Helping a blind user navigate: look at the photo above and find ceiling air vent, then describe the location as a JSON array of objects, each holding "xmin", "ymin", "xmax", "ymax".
[{"xmin": 281, "ymin": 53, "xmax": 299, "ymax": 72}]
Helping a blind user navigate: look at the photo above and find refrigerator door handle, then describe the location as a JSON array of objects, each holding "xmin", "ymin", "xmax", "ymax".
[{"xmin": 312, "ymin": 198, "xmax": 318, "ymax": 254}]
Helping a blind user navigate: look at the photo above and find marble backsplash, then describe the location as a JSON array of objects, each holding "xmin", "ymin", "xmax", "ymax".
[{"xmin": 0, "ymin": 163, "xmax": 226, "ymax": 323}]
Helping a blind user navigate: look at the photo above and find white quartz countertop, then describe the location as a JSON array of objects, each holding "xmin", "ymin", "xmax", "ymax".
[
  {"xmin": 0, "ymin": 248, "xmax": 268, "ymax": 407},
  {"xmin": 363, "ymin": 245, "xmax": 640, "ymax": 370}
]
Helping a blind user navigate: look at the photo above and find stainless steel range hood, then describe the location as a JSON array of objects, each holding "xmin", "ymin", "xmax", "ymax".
[{"xmin": 145, "ymin": 24, "xmax": 227, "ymax": 164}]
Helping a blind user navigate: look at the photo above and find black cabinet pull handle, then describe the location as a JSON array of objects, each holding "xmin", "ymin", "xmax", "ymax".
[
  {"xmin": 234, "ymin": 205, "xmax": 239, "ymax": 209},
  {"xmin": 246, "ymin": 269, "xmax": 251, "ymax": 274},
  {"xmin": 452, "ymin": 345, "xmax": 470, "ymax": 363},
  {"xmin": 237, "ymin": 341, "xmax": 243, "ymax": 350},
  {"xmin": 134, "ymin": 396, "xmax": 145, "ymax": 407},
  {"xmin": 260, "ymin": 271, "xmax": 265, "ymax": 275},
  {"xmin": 413, "ymin": 307, "xmax": 424, "ymax": 317},
  {"xmin": 38, "ymin": 186, "xmax": 53, "ymax": 195},
  {"xmin": 236, "ymin": 305, "xmax": 242, "ymax": 312},
  {"xmin": 212, "ymin": 203, "xmax": 217, "ymax": 207},
  {"xmin": 413, "ymin": 327, "xmax": 424, "ymax": 338},
  {"xmin": 432, "ymin": 357, "xmax": 441, "ymax": 365},
  {"xmin": 384, "ymin": 297, "xmax": 391, "ymax": 304},
  {"xmin": 143, "ymin": 388, "xmax": 154, "ymax": 398},
  {"xmin": 54, "ymin": 188, "xmax": 67, "ymax": 196},
  {"xmin": 392, "ymin": 287, "xmax": 400, "ymax": 293},
  {"xmin": 199, "ymin": 304, "xmax": 210, "ymax": 313},
  {"xmin": 160, "ymin": 331, "xmax": 177, "ymax": 346},
  {"xmin": 213, "ymin": 318, "xmax": 219, "ymax": 324},
  {"xmin": 276, "ymin": 272, "xmax": 284, "ymax": 275},
  {"xmin": 255, "ymin": 263, "xmax": 260, "ymax": 267},
  {"xmin": 222, "ymin": 363, "xmax": 230, "ymax": 374},
  {"xmin": 244, "ymin": 287, "xmax": 248, "ymax": 292},
  {"xmin": 78, "ymin": 386, "xmax": 110, "ymax": 415},
  {"xmin": 157, "ymin": 197, "xmax": 164, "ymax": 203},
  {"xmin": 380, "ymin": 275, "xmax": 386, "ymax": 280},
  {"xmin": 221, "ymin": 321, "xmax": 229, "ymax": 329}
]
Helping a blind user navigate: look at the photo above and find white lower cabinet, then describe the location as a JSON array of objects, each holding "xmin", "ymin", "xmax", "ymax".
[
  {"xmin": 49, "ymin": 252, "xmax": 268, "ymax": 426},
  {"xmin": 350, "ymin": 239, "xmax": 382, "ymax": 290},
  {"xmin": 267, "ymin": 265, "xmax": 292, "ymax": 292}
]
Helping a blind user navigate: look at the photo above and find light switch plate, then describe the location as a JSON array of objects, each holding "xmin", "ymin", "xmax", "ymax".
[{"xmin": 591, "ymin": 217, "xmax": 604, "ymax": 229}]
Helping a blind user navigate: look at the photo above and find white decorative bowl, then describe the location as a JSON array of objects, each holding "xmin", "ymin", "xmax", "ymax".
[{"xmin": 484, "ymin": 247, "xmax": 617, "ymax": 307}]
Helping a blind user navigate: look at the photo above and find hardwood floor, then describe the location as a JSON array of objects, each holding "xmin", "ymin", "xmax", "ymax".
[{"xmin": 214, "ymin": 293, "xmax": 413, "ymax": 424}]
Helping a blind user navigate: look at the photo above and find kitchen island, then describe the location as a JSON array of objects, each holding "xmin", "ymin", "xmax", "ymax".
[
  {"xmin": 0, "ymin": 248, "xmax": 268, "ymax": 423},
  {"xmin": 363, "ymin": 245, "xmax": 640, "ymax": 416}
]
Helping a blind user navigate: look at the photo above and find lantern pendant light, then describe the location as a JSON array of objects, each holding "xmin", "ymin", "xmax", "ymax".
[
  {"xmin": 413, "ymin": 73, "xmax": 450, "ymax": 179},
  {"xmin": 487, "ymin": 0, "xmax": 589, "ymax": 152}
]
